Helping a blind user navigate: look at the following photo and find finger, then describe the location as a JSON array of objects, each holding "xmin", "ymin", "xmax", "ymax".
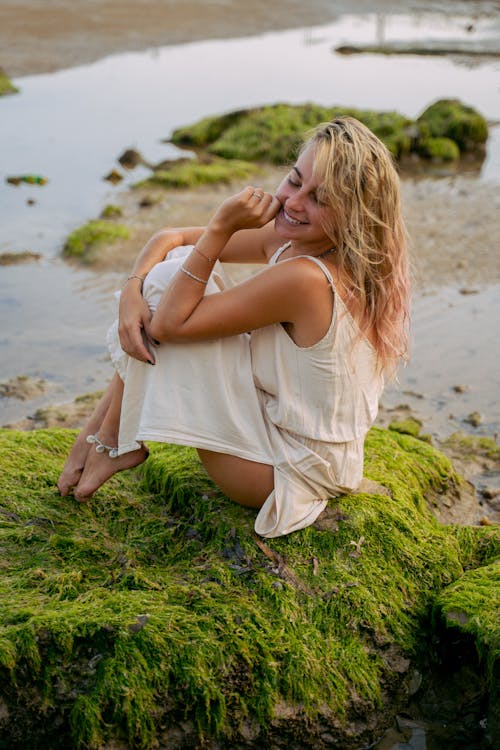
[
  {"xmin": 261, "ymin": 194, "xmax": 282, "ymax": 223},
  {"xmin": 122, "ymin": 325, "xmax": 155, "ymax": 364}
]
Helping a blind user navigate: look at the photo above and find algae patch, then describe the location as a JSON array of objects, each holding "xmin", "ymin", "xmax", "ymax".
[
  {"xmin": 0, "ymin": 69, "xmax": 18, "ymax": 96},
  {"xmin": 0, "ymin": 427, "xmax": 497, "ymax": 748},
  {"xmin": 135, "ymin": 156, "xmax": 257, "ymax": 190},
  {"xmin": 63, "ymin": 220, "xmax": 130, "ymax": 262}
]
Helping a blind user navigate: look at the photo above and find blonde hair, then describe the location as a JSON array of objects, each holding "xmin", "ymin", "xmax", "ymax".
[{"xmin": 306, "ymin": 117, "xmax": 410, "ymax": 378}]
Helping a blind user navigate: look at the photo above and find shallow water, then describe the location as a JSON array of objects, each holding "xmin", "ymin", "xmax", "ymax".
[{"xmin": 1, "ymin": 10, "xmax": 500, "ymax": 434}]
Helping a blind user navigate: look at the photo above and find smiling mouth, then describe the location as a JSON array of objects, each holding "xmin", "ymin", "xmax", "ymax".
[{"xmin": 282, "ymin": 209, "xmax": 306, "ymax": 226}]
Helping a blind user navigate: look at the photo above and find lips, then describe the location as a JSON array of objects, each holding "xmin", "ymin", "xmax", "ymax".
[{"xmin": 282, "ymin": 208, "xmax": 306, "ymax": 226}]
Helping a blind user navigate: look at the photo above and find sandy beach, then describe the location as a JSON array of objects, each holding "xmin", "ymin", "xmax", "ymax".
[{"xmin": 2, "ymin": 0, "xmax": 498, "ymax": 77}]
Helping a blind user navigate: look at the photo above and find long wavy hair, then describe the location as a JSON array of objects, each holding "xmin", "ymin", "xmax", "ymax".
[{"xmin": 306, "ymin": 117, "xmax": 410, "ymax": 378}]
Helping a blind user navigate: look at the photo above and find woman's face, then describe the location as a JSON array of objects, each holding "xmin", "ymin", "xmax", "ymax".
[{"xmin": 274, "ymin": 146, "xmax": 333, "ymax": 255}]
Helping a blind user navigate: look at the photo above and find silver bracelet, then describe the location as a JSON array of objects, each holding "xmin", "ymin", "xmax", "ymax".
[
  {"xmin": 180, "ymin": 265, "xmax": 208, "ymax": 284},
  {"xmin": 126, "ymin": 273, "xmax": 146, "ymax": 283}
]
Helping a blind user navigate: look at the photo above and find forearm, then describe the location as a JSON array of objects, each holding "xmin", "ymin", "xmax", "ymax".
[
  {"xmin": 130, "ymin": 226, "xmax": 205, "ymax": 279},
  {"xmin": 149, "ymin": 223, "xmax": 231, "ymax": 340}
]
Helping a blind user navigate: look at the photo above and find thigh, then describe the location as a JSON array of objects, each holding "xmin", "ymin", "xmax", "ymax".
[{"xmin": 197, "ymin": 449, "xmax": 274, "ymax": 509}]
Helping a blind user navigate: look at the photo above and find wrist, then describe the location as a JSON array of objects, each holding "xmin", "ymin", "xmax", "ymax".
[{"xmin": 205, "ymin": 220, "xmax": 233, "ymax": 244}]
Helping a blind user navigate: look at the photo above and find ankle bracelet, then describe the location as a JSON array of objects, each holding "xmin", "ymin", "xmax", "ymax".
[{"xmin": 86, "ymin": 433, "xmax": 118, "ymax": 458}]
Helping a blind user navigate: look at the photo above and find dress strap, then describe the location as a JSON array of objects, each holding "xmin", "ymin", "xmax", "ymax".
[
  {"xmin": 300, "ymin": 255, "xmax": 336, "ymax": 290},
  {"xmin": 268, "ymin": 242, "xmax": 291, "ymax": 265}
]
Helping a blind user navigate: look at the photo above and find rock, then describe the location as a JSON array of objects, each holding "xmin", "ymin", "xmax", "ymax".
[
  {"xmin": 0, "ymin": 251, "xmax": 41, "ymax": 266},
  {"xmin": 62, "ymin": 220, "xmax": 130, "ymax": 262},
  {"xmin": 453, "ymin": 384, "xmax": 469, "ymax": 393},
  {"xmin": 6, "ymin": 174, "xmax": 48, "ymax": 186},
  {"xmin": 0, "ymin": 68, "xmax": 18, "ymax": 96},
  {"xmin": 459, "ymin": 287, "xmax": 480, "ymax": 295},
  {"xmin": 103, "ymin": 169, "xmax": 123, "ymax": 184},
  {"xmin": 0, "ymin": 375, "xmax": 47, "ymax": 400},
  {"xmin": 464, "ymin": 411, "xmax": 483, "ymax": 427},
  {"xmin": 0, "ymin": 427, "xmax": 497, "ymax": 749},
  {"xmin": 118, "ymin": 148, "xmax": 145, "ymax": 169}
]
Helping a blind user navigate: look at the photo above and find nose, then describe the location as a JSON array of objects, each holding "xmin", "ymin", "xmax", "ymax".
[{"xmin": 284, "ymin": 188, "xmax": 305, "ymax": 214}]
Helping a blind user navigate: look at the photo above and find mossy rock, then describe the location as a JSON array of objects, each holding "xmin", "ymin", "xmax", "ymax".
[
  {"xmin": 170, "ymin": 100, "xmax": 487, "ymax": 167},
  {"xmin": 63, "ymin": 220, "xmax": 130, "ymax": 262},
  {"xmin": 0, "ymin": 427, "xmax": 497, "ymax": 749},
  {"xmin": 417, "ymin": 99, "xmax": 488, "ymax": 152},
  {"xmin": 171, "ymin": 103, "xmax": 413, "ymax": 165},
  {"xmin": 0, "ymin": 69, "xmax": 18, "ymax": 96},
  {"xmin": 416, "ymin": 136, "xmax": 461, "ymax": 162},
  {"xmin": 100, "ymin": 204, "xmax": 123, "ymax": 219},
  {"xmin": 135, "ymin": 157, "xmax": 258, "ymax": 189}
]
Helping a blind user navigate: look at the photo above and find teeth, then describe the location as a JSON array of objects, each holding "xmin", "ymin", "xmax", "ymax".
[{"xmin": 283, "ymin": 209, "xmax": 303, "ymax": 225}]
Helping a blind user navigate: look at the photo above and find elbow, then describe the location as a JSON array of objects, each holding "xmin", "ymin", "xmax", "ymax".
[{"xmin": 149, "ymin": 314, "xmax": 184, "ymax": 343}]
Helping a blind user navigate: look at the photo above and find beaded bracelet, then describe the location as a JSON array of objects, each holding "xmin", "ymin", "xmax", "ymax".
[{"xmin": 180, "ymin": 265, "xmax": 208, "ymax": 284}]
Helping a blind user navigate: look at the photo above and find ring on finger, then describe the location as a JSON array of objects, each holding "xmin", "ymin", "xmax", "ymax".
[{"xmin": 252, "ymin": 190, "xmax": 264, "ymax": 199}]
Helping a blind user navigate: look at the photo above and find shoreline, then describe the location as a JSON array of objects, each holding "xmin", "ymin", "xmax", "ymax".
[{"xmin": 2, "ymin": 0, "xmax": 500, "ymax": 78}]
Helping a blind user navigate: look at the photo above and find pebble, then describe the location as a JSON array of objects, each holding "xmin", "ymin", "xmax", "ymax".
[
  {"xmin": 464, "ymin": 411, "xmax": 482, "ymax": 427},
  {"xmin": 453, "ymin": 384, "xmax": 469, "ymax": 393}
]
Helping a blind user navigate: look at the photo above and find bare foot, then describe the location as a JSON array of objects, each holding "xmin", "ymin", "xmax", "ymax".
[
  {"xmin": 57, "ymin": 433, "xmax": 93, "ymax": 496},
  {"xmin": 74, "ymin": 443, "xmax": 148, "ymax": 502}
]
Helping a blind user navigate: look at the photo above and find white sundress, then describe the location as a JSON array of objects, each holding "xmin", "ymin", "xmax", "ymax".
[{"xmin": 107, "ymin": 244, "xmax": 384, "ymax": 538}]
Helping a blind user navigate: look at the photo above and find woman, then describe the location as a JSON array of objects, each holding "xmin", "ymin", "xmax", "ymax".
[{"xmin": 58, "ymin": 117, "xmax": 410, "ymax": 538}]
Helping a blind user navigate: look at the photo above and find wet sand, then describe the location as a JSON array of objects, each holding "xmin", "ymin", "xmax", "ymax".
[{"xmin": 3, "ymin": 0, "xmax": 499, "ymax": 78}]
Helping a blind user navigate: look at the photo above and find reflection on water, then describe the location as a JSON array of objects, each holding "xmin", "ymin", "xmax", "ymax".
[{"xmin": 0, "ymin": 10, "xmax": 499, "ymax": 427}]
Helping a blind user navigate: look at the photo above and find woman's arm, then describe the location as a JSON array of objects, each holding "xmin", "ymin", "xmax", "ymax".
[
  {"xmin": 119, "ymin": 188, "xmax": 281, "ymax": 362},
  {"xmin": 149, "ymin": 188, "xmax": 330, "ymax": 345}
]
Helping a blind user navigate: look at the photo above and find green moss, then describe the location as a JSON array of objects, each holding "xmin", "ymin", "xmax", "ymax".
[
  {"xmin": 173, "ymin": 104, "xmax": 411, "ymax": 165},
  {"xmin": 0, "ymin": 427, "xmax": 497, "ymax": 748},
  {"xmin": 388, "ymin": 417, "xmax": 423, "ymax": 438},
  {"xmin": 434, "ymin": 560, "xmax": 499, "ymax": 677},
  {"xmin": 100, "ymin": 204, "xmax": 123, "ymax": 219},
  {"xmin": 0, "ymin": 69, "xmax": 18, "ymax": 96},
  {"xmin": 442, "ymin": 431, "xmax": 500, "ymax": 461},
  {"xmin": 417, "ymin": 99, "xmax": 488, "ymax": 152},
  {"xmin": 171, "ymin": 109, "xmax": 250, "ymax": 147},
  {"xmin": 170, "ymin": 100, "xmax": 487, "ymax": 167},
  {"xmin": 135, "ymin": 157, "xmax": 257, "ymax": 189},
  {"xmin": 417, "ymin": 136, "xmax": 461, "ymax": 161},
  {"xmin": 62, "ymin": 220, "xmax": 130, "ymax": 261}
]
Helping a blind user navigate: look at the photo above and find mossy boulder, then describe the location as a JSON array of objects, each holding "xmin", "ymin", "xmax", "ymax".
[
  {"xmin": 171, "ymin": 103, "xmax": 412, "ymax": 163},
  {"xmin": 417, "ymin": 99, "xmax": 488, "ymax": 153},
  {"xmin": 135, "ymin": 157, "xmax": 257, "ymax": 190},
  {"xmin": 416, "ymin": 136, "xmax": 461, "ymax": 162},
  {"xmin": 63, "ymin": 220, "xmax": 130, "ymax": 262},
  {"xmin": 0, "ymin": 69, "xmax": 18, "ymax": 96},
  {"xmin": 169, "ymin": 100, "xmax": 487, "ymax": 168},
  {"xmin": 0, "ymin": 427, "xmax": 497, "ymax": 749}
]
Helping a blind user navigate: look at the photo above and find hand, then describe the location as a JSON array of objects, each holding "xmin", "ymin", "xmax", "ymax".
[
  {"xmin": 209, "ymin": 187, "xmax": 281, "ymax": 236},
  {"xmin": 118, "ymin": 282, "xmax": 156, "ymax": 364}
]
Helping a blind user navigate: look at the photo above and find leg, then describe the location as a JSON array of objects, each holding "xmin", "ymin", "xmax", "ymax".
[
  {"xmin": 197, "ymin": 449, "xmax": 274, "ymax": 509},
  {"xmin": 73, "ymin": 374, "xmax": 148, "ymax": 502},
  {"xmin": 57, "ymin": 374, "xmax": 119, "ymax": 495}
]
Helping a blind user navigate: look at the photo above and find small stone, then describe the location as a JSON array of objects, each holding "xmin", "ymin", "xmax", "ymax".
[
  {"xmin": 104, "ymin": 169, "xmax": 123, "ymax": 184},
  {"xmin": 464, "ymin": 411, "xmax": 482, "ymax": 427},
  {"xmin": 26, "ymin": 198, "xmax": 36, "ymax": 206},
  {"xmin": 118, "ymin": 148, "xmax": 144, "ymax": 169},
  {"xmin": 481, "ymin": 487, "xmax": 500, "ymax": 499},
  {"xmin": 453, "ymin": 384, "xmax": 469, "ymax": 393},
  {"xmin": 139, "ymin": 195, "xmax": 156, "ymax": 208},
  {"xmin": 459, "ymin": 288, "xmax": 479, "ymax": 295}
]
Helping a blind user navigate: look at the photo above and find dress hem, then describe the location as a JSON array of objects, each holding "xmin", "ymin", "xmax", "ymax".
[{"xmin": 121, "ymin": 431, "xmax": 272, "ymax": 466}]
